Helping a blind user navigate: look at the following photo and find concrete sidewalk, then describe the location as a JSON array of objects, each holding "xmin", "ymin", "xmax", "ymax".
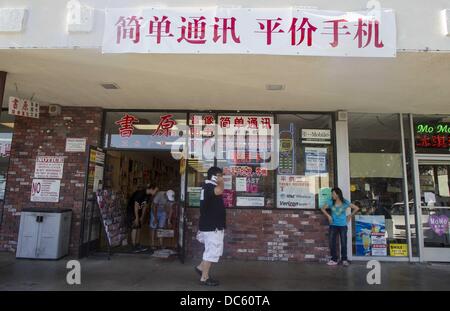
[{"xmin": 0, "ymin": 252, "xmax": 449, "ymax": 291}]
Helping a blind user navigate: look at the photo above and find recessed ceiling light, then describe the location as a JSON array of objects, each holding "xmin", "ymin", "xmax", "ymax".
[
  {"xmin": 100, "ymin": 82, "xmax": 120, "ymax": 90},
  {"xmin": 266, "ymin": 84, "xmax": 285, "ymax": 91}
]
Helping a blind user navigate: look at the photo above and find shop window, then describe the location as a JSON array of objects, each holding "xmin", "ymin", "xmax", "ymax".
[
  {"xmin": 216, "ymin": 114, "xmax": 275, "ymax": 208},
  {"xmin": 186, "ymin": 113, "xmax": 216, "ymax": 207},
  {"xmin": 349, "ymin": 113, "xmax": 407, "ymax": 257},
  {"xmin": 277, "ymin": 114, "xmax": 334, "ymax": 209}
]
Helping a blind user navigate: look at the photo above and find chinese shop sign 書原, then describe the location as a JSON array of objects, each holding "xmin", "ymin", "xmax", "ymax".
[
  {"xmin": 103, "ymin": 7, "xmax": 396, "ymax": 57},
  {"xmin": 8, "ymin": 97, "xmax": 39, "ymax": 119}
]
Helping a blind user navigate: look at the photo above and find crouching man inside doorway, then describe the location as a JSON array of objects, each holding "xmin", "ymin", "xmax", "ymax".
[{"xmin": 195, "ymin": 166, "xmax": 225, "ymax": 286}]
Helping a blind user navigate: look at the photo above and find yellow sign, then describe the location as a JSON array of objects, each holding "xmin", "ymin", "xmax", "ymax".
[
  {"xmin": 389, "ymin": 243, "xmax": 408, "ymax": 257},
  {"xmin": 350, "ymin": 184, "xmax": 357, "ymax": 192}
]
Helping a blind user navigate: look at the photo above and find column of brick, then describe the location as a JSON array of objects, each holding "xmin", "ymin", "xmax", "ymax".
[{"xmin": 0, "ymin": 106, "xmax": 103, "ymax": 256}]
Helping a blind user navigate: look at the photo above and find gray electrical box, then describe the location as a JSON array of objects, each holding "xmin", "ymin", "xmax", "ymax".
[{"xmin": 16, "ymin": 208, "xmax": 72, "ymax": 259}]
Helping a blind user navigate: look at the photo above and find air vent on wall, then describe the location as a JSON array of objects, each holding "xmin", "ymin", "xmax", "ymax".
[
  {"xmin": 265, "ymin": 84, "xmax": 285, "ymax": 91},
  {"xmin": 337, "ymin": 110, "xmax": 348, "ymax": 121},
  {"xmin": 100, "ymin": 83, "xmax": 120, "ymax": 90}
]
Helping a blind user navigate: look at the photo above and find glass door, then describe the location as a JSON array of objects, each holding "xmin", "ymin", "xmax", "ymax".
[
  {"xmin": 417, "ymin": 159, "xmax": 450, "ymax": 261},
  {"xmin": 79, "ymin": 146, "xmax": 105, "ymax": 258}
]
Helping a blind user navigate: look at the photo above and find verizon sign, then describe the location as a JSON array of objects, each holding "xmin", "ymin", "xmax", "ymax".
[{"xmin": 102, "ymin": 7, "xmax": 396, "ymax": 57}]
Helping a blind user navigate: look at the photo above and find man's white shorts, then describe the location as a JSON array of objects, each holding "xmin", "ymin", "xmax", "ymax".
[{"xmin": 197, "ymin": 230, "xmax": 224, "ymax": 263}]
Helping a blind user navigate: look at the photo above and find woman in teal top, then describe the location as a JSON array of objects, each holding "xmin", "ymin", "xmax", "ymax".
[{"xmin": 321, "ymin": 187, "xmax": 359, "ymax": 266}]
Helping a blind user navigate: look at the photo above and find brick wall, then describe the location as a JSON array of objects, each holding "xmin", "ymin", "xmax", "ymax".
[
  {"xmin": 0, "ymin": 106, "xmax": 103, "ymax": 256},
  {"xmin": 186, "ymin": 208, "xmax": 330, "ymax": 262}
]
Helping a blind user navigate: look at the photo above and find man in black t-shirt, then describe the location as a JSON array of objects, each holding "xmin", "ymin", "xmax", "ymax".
[
  {"xmin": 127, "ymin": 184, "xmax": 159, "ymax": 252},
  {"xmin": 195, "ymin": 167, "xmax": 225, "ymax": 286}
]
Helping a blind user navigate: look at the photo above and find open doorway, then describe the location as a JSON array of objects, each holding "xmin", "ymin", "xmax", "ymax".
[{"xmin": 99, "ymin": 149, "xmax": 182, "ymax": 256}]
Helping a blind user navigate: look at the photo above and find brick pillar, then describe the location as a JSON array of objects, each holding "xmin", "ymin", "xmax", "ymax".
[
  {"xmin": 0, "ymin": 106, "xmax": 103, "ymax": 256},
  {"xmin": 0, "ymin": 72, "xmax": 6, "ymax": 106},
  {"xmin": 0, "ymin": 72, "xmax": 6, "ymax": 230}
]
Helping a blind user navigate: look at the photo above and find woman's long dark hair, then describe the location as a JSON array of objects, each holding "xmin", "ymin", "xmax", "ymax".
[{"xmin": 331, "ymin": 187, "xmax": 345, "ymax": 205}]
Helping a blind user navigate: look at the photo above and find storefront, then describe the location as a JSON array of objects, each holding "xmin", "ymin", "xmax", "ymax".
[
  {"xmin": 0, "ymin": 104, "xmax": 448, "ymax": 262},
  {"xmin": 87, "ymin": 110, "xmax": 335, "ymax": 261},
  {"xmin": 78, "ymin": 110, "xmax": 450, "ymax": 262},
  {"xmin": 0, "ymin": 2, "xmax": 449, "ymax": 263},
  {"xmin": 348, "ymin": 113, "xmax": 450, "ymax": 262}
]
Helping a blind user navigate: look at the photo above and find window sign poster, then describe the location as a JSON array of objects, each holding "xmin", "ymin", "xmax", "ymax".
[
  {"xmin": 370, "ymin": 235, "xmax": 387, "ymax": 256},
  {"xmin": 305, "ymin": 147, "xmax": 327, "ymax": 176},
  {"xmin": 34, "ymin": 156, "xmax": 65, "ymax": 179},
  {"xmin": 301, "ymin": 129, "xmax": 331, "ymax": 144},
  {"xmin": 355, "ymin": 215, "xmax": 386, "ymax": 256},
  {"xmin": 223, "ymin": 189, "xmax": 235, "ymax": 208},
  {"xmin": 188, "ymin": 187, "xmax": 202, "ymax": 207},
  {"xmin": 235, "ymin": 177, "xmax": 247, "ymax": 192},
  {"xmin": 93, "ymin": 165, "xmax": 104, "ymax": 192},
  {"xmin": 236, "ymin": 196, "xmax": 265, "ymax": 207},
  {"xmin": 318, "ymin": 187, "xmax": 332, "ymax": 208},
  {"xmin": 277, "ymin": 175, "xmax": 316, "ymax": 209},
  {"xmin": 389, "ymin": 243, "xmax": 408, "ymax": 257},
  {"xmin": 90, "ymin": 149, "xmax": 105, "ymax": 165},
  {"xmin": 30, "ymin": 179, "xmax": 61, "ymax": 203},
  {"xmin": 223, "ymin": 175, "xmax": 232, "ymax": 190},
  {"xmin": 278, "ymin": 123, "xmax": 295, "ymax": 175}
]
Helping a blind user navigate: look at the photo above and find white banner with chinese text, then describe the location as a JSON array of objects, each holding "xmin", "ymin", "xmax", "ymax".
[{"xmin": 103, "ymin": 7, "xmax": 396, "ymax": 57}]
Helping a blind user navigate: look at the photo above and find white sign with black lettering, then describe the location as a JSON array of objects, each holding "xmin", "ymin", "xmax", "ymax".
[
  {"xmin": 34, "ymin": 156, "xmax": 65, "ymax": 179},
  {"xmin": 65, "ymin": 138, "xmax": 87, "ymax": 152},
  {"xmin": 30, "ymin": 179, "xmax": 61, "ymax": 203},
  {"xmin": 301, "ymin": 129, "xmax": 331, "ymax": 144},
  {"xmin": 277, "ymin": 175, "xmax": 316, "ymax": 209},
  {"xmin": 236, "ymin": 196, "xmax": 264, "ymax": 207}
]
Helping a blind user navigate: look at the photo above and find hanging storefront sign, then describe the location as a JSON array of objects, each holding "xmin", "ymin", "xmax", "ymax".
[
  {"xmin": 305, "ymin": 147, "xmax": 328, "ymax": 176},
  {"xmin": 355, "ymin": 215, "xmax": 386, "ymax": 256},
  {"xmin": 301, "ymin": 129, "xmax": 331, "ymax": 144},
  {"xmin": 30, "ymin": 179, "xmax": 61, "ymax": 203},
  {"xmin": 277, "ymin": 175, "xmax": 315, "ymax": 209},
  {"xmin": 8, "ymin": 96, "xmax": 39, "ymax": 119},
  {"xmin": 34, "ymin": 156, "xmax": 65, "ymax": 179},
  {"xmin": 65, "ymin": 138, "xmax": 87, "ymax": 152},
  {"xmin": 103, "ymin": 8, "xmax": 396, "ymax": 57}
]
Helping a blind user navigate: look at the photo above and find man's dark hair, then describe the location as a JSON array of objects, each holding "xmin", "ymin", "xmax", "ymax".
[
  {"xmin": 146, "ymin": 184, "xmax": 158, "ymax": 190},
  {"xmin": 207, "ymin": 166, "xmax": 223, "ymax": 180}
]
